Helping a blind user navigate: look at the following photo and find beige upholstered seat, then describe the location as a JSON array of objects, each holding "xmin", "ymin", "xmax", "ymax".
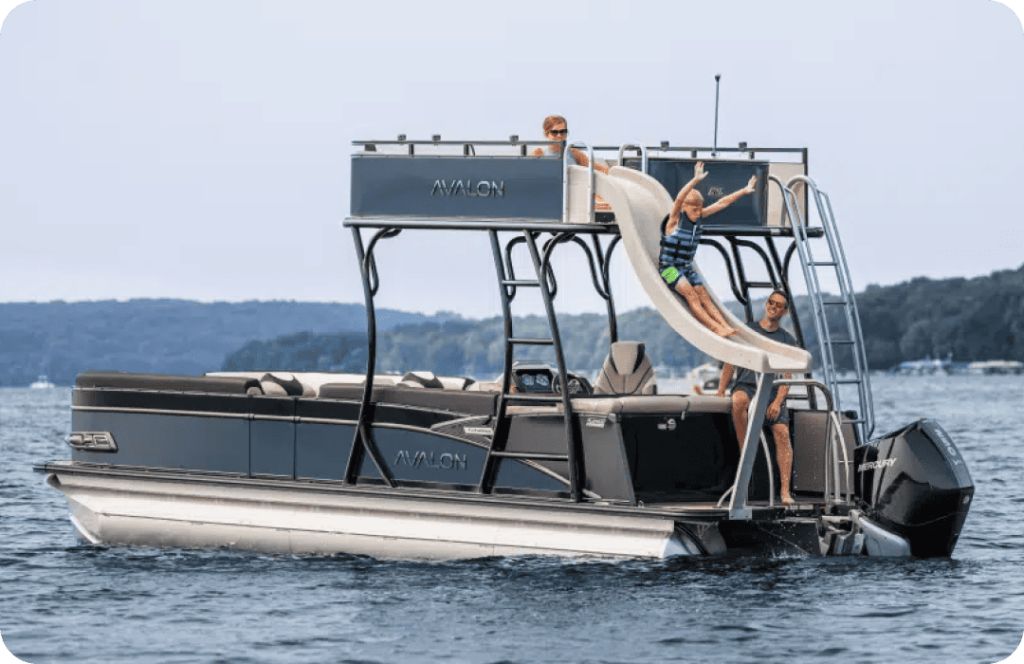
[
  {"xmin": 592, "ymin": 341, "xmax": 656, "ymax": 396},
  {"xmin": 397, "ymin": 371, "xmax": 445, "ymax": 389}
]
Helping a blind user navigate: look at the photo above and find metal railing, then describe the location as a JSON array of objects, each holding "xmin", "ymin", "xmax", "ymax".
[
  {"xmin": 776, "ymin": 378, "xmax": 853, "ymax": 506},
  {"xmin": 719, "ymin": 377, "xmax": 852, "ymax": 514},
  {"xmin": 562, "ymin": 142, "xmax": 595, "ymax": 223}
]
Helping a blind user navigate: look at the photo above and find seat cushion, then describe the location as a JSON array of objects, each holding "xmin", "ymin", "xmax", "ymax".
[
  {"xmin": 75, "ymin": 371, "xmax": 260, "ymax": 395},
  {"xmin": 318, "ymin": 383, "xmax": 498, "ymax": 417}
]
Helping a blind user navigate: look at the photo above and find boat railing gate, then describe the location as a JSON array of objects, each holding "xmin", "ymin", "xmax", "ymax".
[
  {"xmin": 716, "ymin": 377, "xmax": 851, "ymax": 515},
  {"xmin": 777, "ymin": 378, "xmax": 852, "ymax": 507}
]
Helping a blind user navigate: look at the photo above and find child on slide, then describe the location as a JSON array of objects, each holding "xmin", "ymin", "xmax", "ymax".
[{"xmin": 658, "ymin": 161, "xmax": 756, "ymax": 337}]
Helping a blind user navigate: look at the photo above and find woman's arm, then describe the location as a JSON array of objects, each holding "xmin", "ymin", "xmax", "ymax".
[
  {"xmin": 570, "ymin": 148, "xmax": 610, "ymax": 174},
  {"xmin": 702, "ymin": 175, "xmax": 756, "ymax": 217}
]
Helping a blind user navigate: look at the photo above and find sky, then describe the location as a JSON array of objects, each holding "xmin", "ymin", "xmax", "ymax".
[{"xmin": 0, "ymin": 0, "xmax": 1022, "ymax": 319}]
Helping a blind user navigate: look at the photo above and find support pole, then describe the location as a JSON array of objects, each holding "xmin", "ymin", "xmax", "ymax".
[
  {"xmin": 346, "ymin": 226, "xmax": 396, "ymax": 487},
  {"xmin": 713, "ymin": 74, "xmax": 721, "ymax": 156},
  {"xmin": 728, "ymin": 372, "xmax": 775, "ymax": 519}
]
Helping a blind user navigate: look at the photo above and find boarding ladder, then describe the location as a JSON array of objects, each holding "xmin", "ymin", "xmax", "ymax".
[
  {"xmin": 479, "ymin": 142, "xmax": 608, "ymax": 501},
  {"xmin": 478, "ymin": 228, "xmax": 584, "ymax": 501},
  {"xmin": 777, "ymin": 176, "xmax": 875, "ymax": 443}
]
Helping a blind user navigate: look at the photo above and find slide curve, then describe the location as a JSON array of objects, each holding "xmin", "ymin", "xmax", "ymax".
[{"xmin": 572, "ymin": 164, "xmax": 812, "ymax": 375}]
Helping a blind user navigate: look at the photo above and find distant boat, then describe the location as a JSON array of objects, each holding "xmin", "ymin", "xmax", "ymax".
[
  {"xmin": 967, "ymin": 360, "xmax": 1024, "ymax": 375},
  {"xmin": 29, "ymin": 375, "xmax": 56, "ymax": 389},
  {"xmin": 683, "ymin": 361, "xmax": 722, "ymax": 394},
  {"xmin": 890, "ymin": 357, "xmax": 950, "ymax": 375}
]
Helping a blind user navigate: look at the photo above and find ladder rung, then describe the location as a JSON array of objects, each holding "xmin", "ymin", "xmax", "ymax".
[
  {"xmin": 502, "ymin": 280, "xmax": 541, "ymax": 287},
  {"xmin": 509, "ymin": 337, "xmax": 554, "ymax": 346},
  {"xmin": 821, "ymin": 297, "xmax": 848, "ymax": 305},
  {"xmin": 834, "ymin": 378, "xmax": 862, "ymax": 385},
  {"xmin": 829, "ymin": 340, "xmax": 856, "ymax": 346},
  {"xmin": 489, "ymin": 451, "xmax": 570, "ymax": 462},
  {"xmin": 810, "ymin": 260, "xmax": 837, "ymax": 267},
  {"xmin": 503, "ymin": 393, "xmax": 562, "ymax": 402},
  {"xmin": 746, "ymin": 281, "xmax": 775, "ymax": 288}
]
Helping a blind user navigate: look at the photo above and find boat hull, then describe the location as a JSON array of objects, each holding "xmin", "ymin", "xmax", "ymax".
[{"xmin": 47, "ymin": 469, "xmax": 700, "ymax": 560}]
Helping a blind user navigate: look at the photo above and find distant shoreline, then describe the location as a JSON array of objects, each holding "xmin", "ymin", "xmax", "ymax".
[{"xmin": 2, "ymin": 264, "xmax": 1022, "ymax": 385}]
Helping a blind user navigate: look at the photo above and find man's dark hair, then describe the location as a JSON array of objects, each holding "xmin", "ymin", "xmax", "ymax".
[{"xmin": 769, "ymin": 288, "xmax": 790, "ymax": 310}]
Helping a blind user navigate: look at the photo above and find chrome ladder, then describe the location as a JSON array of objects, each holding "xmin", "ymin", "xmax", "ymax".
[{"xmin": 777, "ymin": 175, "xmax": 875, "ymax": 444}]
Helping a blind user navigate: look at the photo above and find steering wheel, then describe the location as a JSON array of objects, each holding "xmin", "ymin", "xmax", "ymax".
[{"xmin": 552, "ymin": 373, "xmax": 592, "ymax": 396}]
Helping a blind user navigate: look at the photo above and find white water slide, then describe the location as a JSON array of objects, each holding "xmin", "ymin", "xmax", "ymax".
[{"xmin": 569, "ymin": 165, "xmax": 812, "ymax": 375}]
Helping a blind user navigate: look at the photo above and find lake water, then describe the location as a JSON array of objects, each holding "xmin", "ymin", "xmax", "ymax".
[{"xmin": 2, "ymin": 375, "xmax": 1023, "ymax": 664}]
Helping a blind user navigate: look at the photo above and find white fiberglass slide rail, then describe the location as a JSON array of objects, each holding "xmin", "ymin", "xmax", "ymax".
[{"xmin": 580, "ymin": 165, "xmax": 812, "ymax": 375}]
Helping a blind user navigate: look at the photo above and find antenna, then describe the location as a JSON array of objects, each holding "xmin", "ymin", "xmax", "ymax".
[{"xmin": 713, "ymin": 74, "xmax": 721, "ymax": 156}]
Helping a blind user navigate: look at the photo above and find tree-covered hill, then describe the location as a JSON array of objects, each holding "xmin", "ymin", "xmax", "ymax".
[
  {"xmin": 0, "ymin": 300, "xmax": 429, "ymax": 386},
  {"xmin": 221, "ymin": 264, "xmax": 1024, "ymax": 378},
  {"xmin": 855, "ymin": 266, "xmax": 1024, "ymax": 369},
  {"xmin": 3, "ymin": 265, "xmax": 1022, "ymax": 386}
]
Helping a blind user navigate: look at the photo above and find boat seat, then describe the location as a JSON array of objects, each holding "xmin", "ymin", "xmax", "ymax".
[
  {"xmin": 258, "ymin": 373, "xmax": 316, "ymax": 397},
  {"xmin": 396, "ymin": 371, "xmax": 445, "ymax": 389},
  {"xmin": 318, "ymin": 383, "xmax": 498, "ymax": 417},
  {"xmin": 75, "ymin": 370, "xmax": 260, "ymax": 395},
  {"xmin": 592, "ymin": 342, "xmax": 657, "ymax": 396}
]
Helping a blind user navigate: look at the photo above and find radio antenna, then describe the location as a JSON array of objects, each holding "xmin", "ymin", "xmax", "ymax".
[{"xmin": 712, "ymin": 74, "xmax": 721, "ymax": 156}]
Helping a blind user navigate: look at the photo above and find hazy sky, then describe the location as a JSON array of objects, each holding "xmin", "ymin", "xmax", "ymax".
[{"xmin": 1, "ymin": 0, "xmax": 1022, "ymax": 318}]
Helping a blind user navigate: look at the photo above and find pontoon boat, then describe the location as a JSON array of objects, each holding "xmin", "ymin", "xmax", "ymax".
[{"xmin": 37, "ymin": 137, "xmax": 974, "ymax": 559}]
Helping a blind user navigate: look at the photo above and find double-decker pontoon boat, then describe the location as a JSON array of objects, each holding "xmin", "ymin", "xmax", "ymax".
[{"xmin": 37, "ymin": 137, "xmax": 973, "ymax": 559}]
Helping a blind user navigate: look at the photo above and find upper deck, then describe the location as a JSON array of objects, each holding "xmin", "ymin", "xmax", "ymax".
[{"xmin": 344, "ymin": 138, "xmax": 813, "ymax": 237}]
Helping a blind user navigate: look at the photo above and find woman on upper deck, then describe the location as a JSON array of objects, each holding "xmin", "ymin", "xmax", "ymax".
[{"xmin": 532, "ymin": 115, "xmax": 611, "ymax": 211}]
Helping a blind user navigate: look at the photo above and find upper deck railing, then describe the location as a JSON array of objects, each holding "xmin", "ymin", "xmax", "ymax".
[{"xmin": 348, "ymin": 138, "xmax": 808, "ymax": 229}]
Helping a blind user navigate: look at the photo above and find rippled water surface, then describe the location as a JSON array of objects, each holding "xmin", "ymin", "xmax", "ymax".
[{"xmin": 2, "ymin": 375, "xmax": 1023, "ymax": 663}]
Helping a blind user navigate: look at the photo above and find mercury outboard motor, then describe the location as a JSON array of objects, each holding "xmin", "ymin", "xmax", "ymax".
[{"xmin": 854, "ymin": 419, "xmax": 973, "ymax": 557}]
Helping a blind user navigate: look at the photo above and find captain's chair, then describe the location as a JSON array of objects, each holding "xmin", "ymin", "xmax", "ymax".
[{"xmin": 593, "ymin": 341, "xmax": 657, "ymax": 396}]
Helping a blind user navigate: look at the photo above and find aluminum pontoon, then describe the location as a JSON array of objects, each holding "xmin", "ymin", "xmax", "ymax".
[{"xmin": 37, "ymin": 137, "xmax": 973, "ymax": 559}]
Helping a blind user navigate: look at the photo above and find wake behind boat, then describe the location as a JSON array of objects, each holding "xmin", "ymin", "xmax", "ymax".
[{"xmin": 36, "ymin": 136, "xmax": 973, "ymax": 559}]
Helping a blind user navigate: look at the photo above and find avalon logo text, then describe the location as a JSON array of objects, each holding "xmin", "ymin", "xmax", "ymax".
[{"xmin": 431, "ymin": 179, "xmax": 505, "ymax": 198}]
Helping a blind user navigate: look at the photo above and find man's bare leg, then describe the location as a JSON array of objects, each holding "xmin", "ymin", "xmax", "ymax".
[
  {"xmin": 676, "ymin": 281, "xmax": 732, "ymax": 337},
  {"xmin": 731, "ymin": 390, "xmax": 750, "ymax": 450},
  {"xmin": 773, "ymin": 423, "xmax": 794, "ymax": 505},
  {"xmin": 695, "ymin": 286, "xmax": 737, "ymax": 336}
]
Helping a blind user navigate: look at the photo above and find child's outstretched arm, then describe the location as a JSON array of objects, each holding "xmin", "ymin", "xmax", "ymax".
[
  {"xmin": 666, "ymin": 162, "xmax": 708, "ymax": 233},
  {"xmin": 702, "ymin": 175, "xmax": 756, "ymax": 217}
]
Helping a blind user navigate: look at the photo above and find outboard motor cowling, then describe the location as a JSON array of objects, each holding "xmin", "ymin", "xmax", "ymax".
[{"xmin": 854, "ymin": 419, "xmax": 973, "ymax": 557}]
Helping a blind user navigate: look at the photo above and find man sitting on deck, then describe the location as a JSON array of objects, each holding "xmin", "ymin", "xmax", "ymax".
[{"xmin": 716, "ymin": 289, "xmax": 799, "ymax": 505}]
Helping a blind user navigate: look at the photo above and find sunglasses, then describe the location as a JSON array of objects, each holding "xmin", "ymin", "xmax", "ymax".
[
  {"xmin": 767, "ymin": 299, "xmax": 787, "ymax": 309},
  {"xmin": 548, "ymin": 128, "xmax": 568, "ymax": 136}
]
